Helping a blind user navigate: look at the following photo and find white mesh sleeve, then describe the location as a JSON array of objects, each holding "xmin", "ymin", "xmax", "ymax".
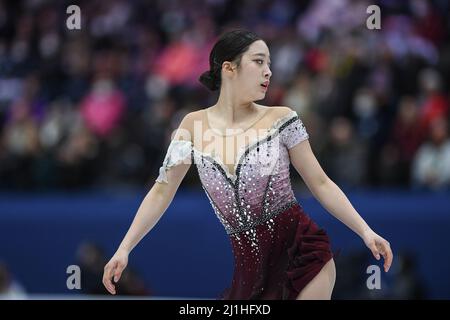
[{"xmin": 155, "ymin": 140, "xmax": 193, "ymax": 184}]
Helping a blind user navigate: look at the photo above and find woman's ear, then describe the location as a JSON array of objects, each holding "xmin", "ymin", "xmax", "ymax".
[{"xmin": 222, "ymin": 61, "xmax": 237, "ymax": 76}]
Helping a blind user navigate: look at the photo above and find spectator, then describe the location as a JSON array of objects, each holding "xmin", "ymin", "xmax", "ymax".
[
  {"xmin": 322, "ymin": 117, "xmax": 368, "ymax": 189},
  {"xmin": 380, "ymin": 96, "xmax": 425, "ymax": 185},
  {"xmin": 0, "ymin": 262, "xmax": 27, "ymax": 300},
  {"xmin": 412, "ymin": 116, "xmax": 450, "ymax": 190},
  {"xmin": 418, "ymin": 68, "xmax": 449, "ymax": 134}
]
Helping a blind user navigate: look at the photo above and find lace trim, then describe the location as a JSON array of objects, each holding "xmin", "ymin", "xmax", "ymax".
[{"xmin": 155, "ymin": 140, "xmax": 192, "ymax": 184}]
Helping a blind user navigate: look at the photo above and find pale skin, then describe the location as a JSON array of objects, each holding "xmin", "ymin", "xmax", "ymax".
[{"xmin": 103, "ymin": 40, "xmax": 393, "ymax": 299}]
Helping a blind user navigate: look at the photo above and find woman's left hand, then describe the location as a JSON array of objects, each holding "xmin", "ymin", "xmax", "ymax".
[{"xmin": 361, "ymin": 229, "xmax": 393, "ymax": 272}]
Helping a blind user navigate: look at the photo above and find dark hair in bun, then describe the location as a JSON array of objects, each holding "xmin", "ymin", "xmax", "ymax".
[
  {"xmin": 198, "ymin": 70, "xmax": 220, "ymax": 91},
  {"xmin": 199, "ymin": 29, "xmax": 262, "ymax": 91}
]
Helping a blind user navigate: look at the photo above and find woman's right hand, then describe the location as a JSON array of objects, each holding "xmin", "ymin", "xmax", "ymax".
[{"xmin": 102, "ymin": 248, "xmax": 129, "ymax": 295}]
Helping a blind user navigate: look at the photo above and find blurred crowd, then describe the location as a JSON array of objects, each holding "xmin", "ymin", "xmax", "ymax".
[
  {"xmin": 0, "ymin": 0, "xmax": 449, "ymax": 192},
  {"xmin": 0, "ymin": 241, "xmax": 152, "ymax": 299}
]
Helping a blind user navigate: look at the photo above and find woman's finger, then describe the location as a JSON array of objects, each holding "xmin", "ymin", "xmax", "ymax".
[
  {"xmin": 102, "ymin": 272, "xmax": 113, "ymax": 294},
  {"xmin": 103, "ymin": 262, "xmax": 117, "ymax": 294},
  {"xmin": 102, "ymin": 276, "xmax": 114, "ymax": 294},
  {"xmin": 379, "ymin": 242, "xmax": 393, "ymax": 272},
  {"xmin": 103, "ymin": 274, "xmax": 115, "ymax": 294},
  {"xmin": 369, "ymin": 242, "xmax": 380, "ymax": 260},
  {"xmin": 114, "ymin": 264, "xmax": 124, "ymax": 283}
]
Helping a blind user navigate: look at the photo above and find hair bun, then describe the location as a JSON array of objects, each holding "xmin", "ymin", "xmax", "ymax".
[{"xmin": 199, "ymin": 70, "xmax": 220, "ymax": 91}]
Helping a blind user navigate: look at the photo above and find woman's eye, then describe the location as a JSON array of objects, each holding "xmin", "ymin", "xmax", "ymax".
[{"xmin": 255, "ymin": 59, "xmax": 271, "ymax": 67}]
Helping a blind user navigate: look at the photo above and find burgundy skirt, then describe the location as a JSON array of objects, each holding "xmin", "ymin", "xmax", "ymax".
[{"xmin": 220, "ymin": 202, "xmax": 333, "ymax": 300}]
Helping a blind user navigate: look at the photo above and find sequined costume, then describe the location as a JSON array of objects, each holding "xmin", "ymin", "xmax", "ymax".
[{"xmin": 156, "ymin": 110, "xmax": 333, "ymax": 300}]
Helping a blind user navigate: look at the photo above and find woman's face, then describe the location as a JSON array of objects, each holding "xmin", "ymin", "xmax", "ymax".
[{"xmin": 227, "ymin": 40, "xmax": 272, "ymax": 102}]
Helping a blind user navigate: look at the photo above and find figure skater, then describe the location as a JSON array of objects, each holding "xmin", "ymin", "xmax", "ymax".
[{"xmin": 103, "ymin": 29, "xmax": 393, "ymax": 300}]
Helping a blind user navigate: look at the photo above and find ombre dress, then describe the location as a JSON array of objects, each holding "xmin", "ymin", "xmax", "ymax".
[{"xmin": 156, "ymin": 110, "xmax": 333, "ymax": 300}]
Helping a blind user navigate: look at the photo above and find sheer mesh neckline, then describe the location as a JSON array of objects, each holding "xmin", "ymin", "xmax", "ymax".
[
  {"xmin": 205, "ymin": 107, "xmax": 271, "ymax": 137},
  {"xmin": 192, "ymin": 110, "xmax": 298, "ymax": 182}
]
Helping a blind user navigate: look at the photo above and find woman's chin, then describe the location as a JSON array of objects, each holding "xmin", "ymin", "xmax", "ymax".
[{"xmin": 249, "ymin": 89, "xmax": 267, "ymax": 101}]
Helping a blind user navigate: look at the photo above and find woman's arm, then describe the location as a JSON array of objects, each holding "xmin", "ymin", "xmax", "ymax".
[
  {"xmin": 103, "ymin": 113, "xmax": 194, "ymax": 294},
  {"xmin": 117, "ymin": 162, "xmax": 191, "ymax": 254},
  {"xmin": 103, "ymin": 162, "xmax": 190, "ymax": 294},
  {"xmin": 288, "ymin": 139, "xmax": 393, "ymax": 272}
]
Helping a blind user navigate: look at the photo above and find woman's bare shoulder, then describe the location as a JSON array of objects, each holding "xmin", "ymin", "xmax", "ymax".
[
  {"xmin": 172, "ymin": 109, "xmax": 206, "ymax": 141},
  {"xmin": 258, "ymin": 105, "xmax": 294, "ymax": 121},
  {"xmin": 179, "ymin": 109, "xmax": 205, "ymax": 126}
]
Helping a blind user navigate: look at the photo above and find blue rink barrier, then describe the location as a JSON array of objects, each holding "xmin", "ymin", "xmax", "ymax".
[{"xmin": 0, "ymin": 189, "xmax": 449, "ymax": 299}]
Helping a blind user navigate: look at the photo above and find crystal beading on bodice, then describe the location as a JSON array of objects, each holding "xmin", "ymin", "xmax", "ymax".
[{"xmin": 156, "ymin": 110, "xmax": 309, "ymax": 242}]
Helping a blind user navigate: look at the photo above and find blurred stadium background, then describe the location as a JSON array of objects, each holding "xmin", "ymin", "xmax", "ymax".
[{"xmin": 1, "ymin": 0, "xmax": 449, "ymax": 299}]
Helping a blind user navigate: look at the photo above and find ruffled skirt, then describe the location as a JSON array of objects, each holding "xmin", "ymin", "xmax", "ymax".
[{"xmin": 220, "ymin": 202, "xmax": 333, "ymax": 300}]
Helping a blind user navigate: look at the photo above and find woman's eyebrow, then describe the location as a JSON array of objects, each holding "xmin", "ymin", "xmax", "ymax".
[
  {"xmin": 252, "ymin": 53, "xmax": 271, "ymax": 59},
  {"xmin": 252, "ymin": 53, "xmax": 271, "ymax": 64}
]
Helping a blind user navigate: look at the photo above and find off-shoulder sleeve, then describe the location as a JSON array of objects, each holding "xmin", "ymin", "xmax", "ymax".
[
  {"xmin": 155, "ymin": 139, "xmax": 193, "ymax": 184},
  {"xmin": 280, "ymin": 112, "xmax": 309, "ymax": 149}
]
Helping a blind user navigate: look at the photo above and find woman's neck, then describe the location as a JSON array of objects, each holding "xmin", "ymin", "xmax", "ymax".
[{"xmin": 213, "ymin": 96, "xmax": 257, "ymax": 125}]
